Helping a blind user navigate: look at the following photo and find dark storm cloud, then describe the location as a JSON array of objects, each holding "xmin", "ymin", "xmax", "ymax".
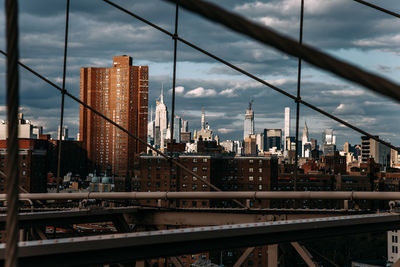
[
  {"xmin": 0, "ymin": 0, "xmax": 399, "ymax": 146},
  {"xmin": 152, "ymin": 75, "xmax": 400, "ymax": 146}
]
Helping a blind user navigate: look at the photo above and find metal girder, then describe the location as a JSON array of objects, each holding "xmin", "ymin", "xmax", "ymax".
[
  {"xmin": 267, "ymin": 245, "xmax": 278, "ymax": 267},
  {"xmin": 0, "ymin": 207, "xmax": 367, "ymax": 230},
  {"xmin": 129, "ymin": 208, "xmax": 369, "ymax": 227},
  {"xmin": 3, "ymin": 191, "xmax": 400, "ymax": 200},
  {"xmin": 233, "ymin": 247, "xmax": 255, "ymax": 267},
  {"xmin": 291, "ymin": 242, "xmax": 319, "ymax": 267},
  {"xmin": 170, "ymin": 256, "xmax": 184, "ymax": 267},
  {"xmin": 0, "ymin": 207, "xmax": 137, "ymax": 230},
  {"xmin": 0, "ymin": 213, "xmax": 398, "ymax": 266}
]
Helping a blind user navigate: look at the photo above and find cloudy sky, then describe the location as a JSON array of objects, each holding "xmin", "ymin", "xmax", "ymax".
[{"xmin": 0, "ymin": 0, "xmax": 400, "ymax": 148}]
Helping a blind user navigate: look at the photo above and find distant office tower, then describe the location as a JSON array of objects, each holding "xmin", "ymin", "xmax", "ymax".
[
  {"xmin": 196, "ymin": 108, "xmax": 213, "ymax": 141},
  {"xmin": 58, "ymin": 125, "xmax": 69, "ymax": 141},
  {"xmin": 181, "ymin": 118, "xmax": 188, "ymax": 133},
  {"xmin": 310, "ymin": 138, "xmax": 317, "ymax": 150},
  {"xmin": 322, "ymin": 129, "xmax": 336, "ymax": 155},
  {"xmin": 244, "ymin": 135, "xmax": 257, "ymax": 156},
  {"xmin": 180, "ymin": 132, "xmax": 191, "ymax": 143},
  {"xmin": 284, "ymin": 107, "xmax": 290, "ymax": 150},
  {"xmin": 147, "ymin": 106, "xmax": 155, "ymax": 145},
  {"xmin": 220, "ymin": 140, "xmax": 235, "ymax": 152},
  {"xmin": 264, "ymin": 129, "xmax": 282, "ymax": 151},
  {"xmin": 155, "ymin": 85, "xmax": 168, "ymax": 148},
  {"xmin": 361, "ymin": 135, "xmax": 391, "ymax": 169},
  {"xmin": 322, "ymin": 129, "xmax": 333, "ymax": 145},
  {"xmin": 243, "ymin": 100, "xmax": 254, "ymax": 139},
  {"xmin": 173, "ymin": 116, "xmax": 182, "ymax": 143},
  {"xmin": 301, "ymin": 121, "xmax": 309, "ymax": 157},
  {"xmin": 255, "ymin": 133, "xmax": 264, "ymax": 153},
  {"xmin": 0, "ymin": 113, "xmax": 42, "ymax": 140},
  {"xmin": 80, "ymin": 55, "xmax": 148, "ymax": 177}
]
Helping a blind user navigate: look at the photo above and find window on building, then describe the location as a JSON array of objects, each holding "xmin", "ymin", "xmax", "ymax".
[
  {"xmin": 193, "ymin": 176, "xmax": 197, "ymax": 181},
  {"xmin": 249, "ymin": 159, "xmax": 253, "ymax": 163},
  {"xmin": 203, "ymin": 158, "xmax": 207, "ymax": 162},
  {"xmin": 193, "ymin": 167, "xmax": 197, "ymax": 172},
  {"xmin": 193, "ymin": 158, "xmax": 197, "ymax": 163},
  {"xmin": 249, "ymin": 168, "xmax": 253, "ymax": 173},
  {"xmin": 259, "ymin": 168, "xmax": 262, "ymax": 173},
  {"xmin": 258, "ymin": 185, "xmax": 262, "ymax": 190},
  {"xmin": 249, "ymin": 176, "xmax": 254, "ymax": 181},
  {"xmin": 259, "ymin": 177, "xmax": 262, "ymax": 181}
]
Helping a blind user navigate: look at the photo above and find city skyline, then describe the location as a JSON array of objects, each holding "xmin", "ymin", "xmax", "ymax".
[{"xmin": 0, "ymin": 0, "xmax": 399, "ymax": 148}]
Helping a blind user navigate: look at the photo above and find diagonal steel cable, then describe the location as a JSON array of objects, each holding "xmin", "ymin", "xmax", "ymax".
[
  {"xmin": 353, "ymin": 0, "xmax": 400, "ymax": 19},
  {"xmin": 102, "ymin": 0, "xmax": 400, "ymax": 152},
  {"xmin": 0, "ymin": 50, "xmax": 246, "ymax": 209},
  {"xmin": 5, "ymin": 0, "xmax": 20, "ymax": 266},
  {"xmin": 165, "ymin": 0, "xmax": 400, "ymax": 103}
]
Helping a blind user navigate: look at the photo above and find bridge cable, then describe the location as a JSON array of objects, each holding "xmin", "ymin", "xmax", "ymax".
[
  {"xmin": 102, "ymin": 0, "xmax": 400, "ymax": 152},
  {"xmin": 56, "ymin": 0, "xmax": 70, "ymax": 193},
  {"xmin": 5, "ymin": 0, "xmax": 20, "ymax": 266}
]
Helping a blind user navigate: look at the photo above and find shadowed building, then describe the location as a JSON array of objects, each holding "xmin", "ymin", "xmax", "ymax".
[{"xmin": 80, "ymin": 56, "xmax": 148, "ymax": 177}]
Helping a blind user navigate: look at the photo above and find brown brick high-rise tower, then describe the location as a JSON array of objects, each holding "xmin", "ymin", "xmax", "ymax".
[{"xmin": 80, "ymin": 56, "xmax": 148, "ymax": 177}]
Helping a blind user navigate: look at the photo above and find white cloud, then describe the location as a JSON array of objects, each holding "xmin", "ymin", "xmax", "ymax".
[
  {"xmin": 322, "ymin": 89, "xmax": 365, "ymax": 96},
  {"xmin": 168, "ymin": 86, "xmax": 185, "ymax": 95},
  {"xmin": 184, "ymin": 87, "xmax": 217, "ymax": 98},
  {"xmin": 334, "ymin": 103, "xmax": 364, "ymax": 115},
  {"xmin": 218, "ymin": 128, "xmax": 235, "ymax": 134},
  {"xmin": 219, "ymin": 88, "xmax": 237, "ymax": 97},
  {"xmin": 353, "ymin": 34, "xmax": 400, "ymax": 50}
]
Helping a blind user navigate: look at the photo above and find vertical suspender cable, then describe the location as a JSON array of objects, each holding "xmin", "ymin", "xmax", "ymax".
[
  {"xmin": 56, "ymin": 0, "xmax": 70, "ymax": 192},
  {"xmin": 294, "ymin": 0, "xmax": 304, "ymax": 192},
  {"xmin": 170, "ymin": 0, "xmax": 179, "ymax": 154},
  {"xmin": 168, "ymin": 0, "xmax": 179, "ymax": 209},
  {"xmin": 5, "ymin": 0, "xmax": 20, "ymax": 266}
]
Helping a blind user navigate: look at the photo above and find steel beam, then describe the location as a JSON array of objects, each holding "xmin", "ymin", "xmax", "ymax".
[
  {"xmin": 267, "ymin": 245, "xmax": 278, "ymax": 267},
  {"xmin": 291, "ymin": 242, "xmax": 319, "ymax": 267},
  {"xmin": 1, "ymin": 191, "xmax": 399, "ymax": 201},
  {"xmin": 128, "ymin": 210, "xmax": 358, "ymax": 226},
  {"xmin": 233, "ymin": 247, "xmax": 255, "ymax": 267},
  {"xmin": 0, "ymin": 207, "xmax": 138, "ymax": 230},
  {"xmin": 0, "ymin": 213, "xmax": 398, "ymax": 266}
]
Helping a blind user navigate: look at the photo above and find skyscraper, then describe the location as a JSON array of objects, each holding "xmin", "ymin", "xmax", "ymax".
[
  {"xmin": 80, "ymin": 56, "xmax": 148, "ymax": 177},
  {"xmin": 263, "ymin": 129, "xmax": 282, "ymax": 151},
  {"xmin": 322, "ymin": 129, "xmax": 336, "ymax": 155},
  {"xmin": 155, "ymin": 85, "xmax": 168, "ymax": 148},
  {"xmin": 243, "ymin": 100, "xmax": 254, "ymax": 139},
  {"xmin": 301, "ymin": 121, "xmax": 309, "ymax": 157},
  {"xmin": 147, "ymin": 106, "xmax": 155, "ymax": 146},
  {"xmin": 173, "ymin": 116, "xmax": 182, "ymax": 143},
  {"xmin": 196, "ymin": 108, "xmax": 213, "ymax": 141},
  {"xmin": 284, "ymin": 107, "xmax": 290, "ymax": 151}
]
